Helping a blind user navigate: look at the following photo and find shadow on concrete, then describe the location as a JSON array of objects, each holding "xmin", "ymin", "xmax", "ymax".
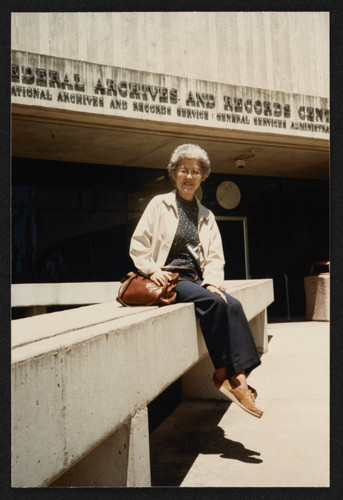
[{"xmin": 150, "ymin": 401, "xmax": 262, "ymax": 487}]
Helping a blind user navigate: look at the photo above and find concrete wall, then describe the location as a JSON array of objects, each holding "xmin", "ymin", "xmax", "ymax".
[
  {"xmin": 12, "ymin": 302, "xmax": 198, "ymax": 486},
  {"xmin": 11, "ymin": 12, "xmax": 329, "ymax": 97},
  {"xmin": 12, "ymin": 279, "xmax": 273, "ymax": 486}
]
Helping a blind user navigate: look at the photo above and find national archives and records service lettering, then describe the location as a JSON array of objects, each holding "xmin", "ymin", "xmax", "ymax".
[{"xmin": 11, "ymin": 53, "xmax": 330, "ymax": 137}]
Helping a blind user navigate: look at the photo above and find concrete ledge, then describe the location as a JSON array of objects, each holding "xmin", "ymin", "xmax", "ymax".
[
  {"xmin": 11, "ymin": 279, "xmax": 273, "ymax": 309},
  {"xmin": 11, "ymin": 282, "xmax": 122, "ymax": 307},
  {"xmin": 11, "ymin": 279, "xmax": 273, "ymax": 487},
  {"xmin": 12, "ymin": 302, "xmax": 199, "ymax": 486},
  {"xmin": 12, "ymin": 301, "xmax": 158, "ymax": 349}
]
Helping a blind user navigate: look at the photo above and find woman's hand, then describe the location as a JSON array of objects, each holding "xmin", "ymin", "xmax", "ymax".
[
  {"xmin": 149, "ymin": 269, "xmax": 173, "ymax": 286},
  {"xmin": 205, "ymin": 285, "xmax": 228, "ymax": 304}
]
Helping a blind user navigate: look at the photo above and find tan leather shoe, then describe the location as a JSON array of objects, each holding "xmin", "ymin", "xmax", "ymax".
[
  {"xmin": 248, "ymin": 385, "xmax": 258, "ymax": 401},
  {"xmin": 213, "ymin": 374, "xmax": 263, "ymax": 418}
]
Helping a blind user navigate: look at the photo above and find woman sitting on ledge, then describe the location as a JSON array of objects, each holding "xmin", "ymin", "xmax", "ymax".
[{"xmin": 129, "ymin": 143, "xmax": 263, "ymax": 418}]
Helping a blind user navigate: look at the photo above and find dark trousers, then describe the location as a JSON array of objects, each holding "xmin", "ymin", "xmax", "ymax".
[{"xmin": 175, "ymin": 278, "xmax": 261, "ymax": 377}]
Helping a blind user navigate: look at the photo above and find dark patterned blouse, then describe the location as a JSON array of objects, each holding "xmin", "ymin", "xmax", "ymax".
[{"xmin": 165, "ymin": 191, "xmax": 201, "ymax": 275}]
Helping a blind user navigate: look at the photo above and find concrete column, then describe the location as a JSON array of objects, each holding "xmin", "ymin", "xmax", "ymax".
[
  {"xmin": 182, "ymin": 354, "xmax": 226, "ymax": 400},
  {"xmin": 127, "ymin": 407, "xmax": 151, "ymax": 487},
  {"xmin": 249, "ymin": 309, "xmax": 268, "ymax": 355},
  {"xmin": 50, "ymin": 408, "xmax": 151, "ymax": 487}
]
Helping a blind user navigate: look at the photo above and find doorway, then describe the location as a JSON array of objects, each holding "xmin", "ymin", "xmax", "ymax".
[{"xmin": 215, "ymin": 216, "xmax": 250, "ymax": 280}]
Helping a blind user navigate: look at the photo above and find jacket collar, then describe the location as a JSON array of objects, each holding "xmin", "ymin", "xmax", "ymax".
[{"xmin": 162, "ymin": 190, "xmax": 211, "ymax": 221}]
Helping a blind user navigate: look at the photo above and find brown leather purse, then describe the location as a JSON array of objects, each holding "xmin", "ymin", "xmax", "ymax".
[{"xmin": 116, "ymin": 266, "xmax": 198, "ymax": 307}]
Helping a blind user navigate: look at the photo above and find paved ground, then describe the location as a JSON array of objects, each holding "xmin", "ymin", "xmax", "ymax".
[{"xmin": 149, "ymin": 321, "xmax": 330, "ymax": 487}]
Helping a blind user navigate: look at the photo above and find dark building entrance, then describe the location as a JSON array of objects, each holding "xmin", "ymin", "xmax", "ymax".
[{"xmin": 12, "ymin": 157, "xmax": 329, "ymax": 320}]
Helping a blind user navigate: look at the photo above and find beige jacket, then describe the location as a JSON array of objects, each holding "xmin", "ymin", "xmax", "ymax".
[{"xmin": 129, "ymin": 190, "xmax": 225, "ymax": 289}]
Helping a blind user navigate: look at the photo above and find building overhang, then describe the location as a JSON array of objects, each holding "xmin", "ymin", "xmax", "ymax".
[{"xmin": 11, "ymin": 50, "xmax": 329, "ymax": 179}]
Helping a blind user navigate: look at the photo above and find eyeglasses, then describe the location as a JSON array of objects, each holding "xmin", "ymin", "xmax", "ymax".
[{"xmin": 177, "ymin": 167, "xmax": 202, "ymax": 178}]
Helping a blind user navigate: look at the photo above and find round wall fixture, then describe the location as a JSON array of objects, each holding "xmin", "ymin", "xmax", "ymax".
[{"xmin": 216, "ymin": 181, "xmax": 241, "ymax": 209}]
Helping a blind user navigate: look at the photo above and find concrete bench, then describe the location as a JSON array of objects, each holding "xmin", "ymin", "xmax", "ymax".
[
  {"xmin": 11, "ymin": 279, "xmax": 273, "ymax": 487},
  {"xmin": 11, "ymin": 282, "xmax": 123, "ymax": 317}
]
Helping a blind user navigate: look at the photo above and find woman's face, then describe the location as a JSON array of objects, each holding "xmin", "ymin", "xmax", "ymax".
[{"xmin": 173, "ymin": 158, "xmax": 203, "ymax": 200}]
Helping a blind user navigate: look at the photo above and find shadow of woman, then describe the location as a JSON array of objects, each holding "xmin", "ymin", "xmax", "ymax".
[
  {"xmin": 207, "ymin": 426, "xmax": 262, "ymax": 463},
  {"xmin": 178, "ymin": 419, "xmax": 262, "ymax": 464},
  {"xmin": 150, "ymin": 401, "xmax": 262, "ymax": 487}
]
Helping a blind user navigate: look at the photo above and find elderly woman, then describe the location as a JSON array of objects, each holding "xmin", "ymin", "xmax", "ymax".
[{"xmin": 129, "ymin": 144, "xmax": 263, "ymax": 418}]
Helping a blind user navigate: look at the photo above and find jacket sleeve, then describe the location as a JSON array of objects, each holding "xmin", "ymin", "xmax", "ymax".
[
  {"xmin": 129, "ymin": 197, "xmax": 161, "ymax": 276},
  {"xmin": 201, "ymin": 214, "xmax": 225, "ymax": 289}
]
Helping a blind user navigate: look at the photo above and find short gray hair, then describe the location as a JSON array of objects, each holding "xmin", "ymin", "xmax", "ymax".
[{"xmin": 167, "ymin": 144, "xmax": 211, "ymax": 181}]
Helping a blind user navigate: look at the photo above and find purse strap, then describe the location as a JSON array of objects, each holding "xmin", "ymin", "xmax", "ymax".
[{"xmin": 162, "ymin": 266, "xmax": 198, "ymax": 282}]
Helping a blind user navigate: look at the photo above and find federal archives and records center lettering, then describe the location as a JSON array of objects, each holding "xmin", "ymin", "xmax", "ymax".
[{"xmin": 11, "ymin": 63, "xmax": 330, "ymax": 134}]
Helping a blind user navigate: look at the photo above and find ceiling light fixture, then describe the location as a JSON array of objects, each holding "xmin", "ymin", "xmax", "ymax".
[
  {"xmin": 234, "ymin": 150, "xmax": 256, "ymax": 169},
  {"xmin": 235, "ymin": 158, "xmax": 246, "ymax": 169}
]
